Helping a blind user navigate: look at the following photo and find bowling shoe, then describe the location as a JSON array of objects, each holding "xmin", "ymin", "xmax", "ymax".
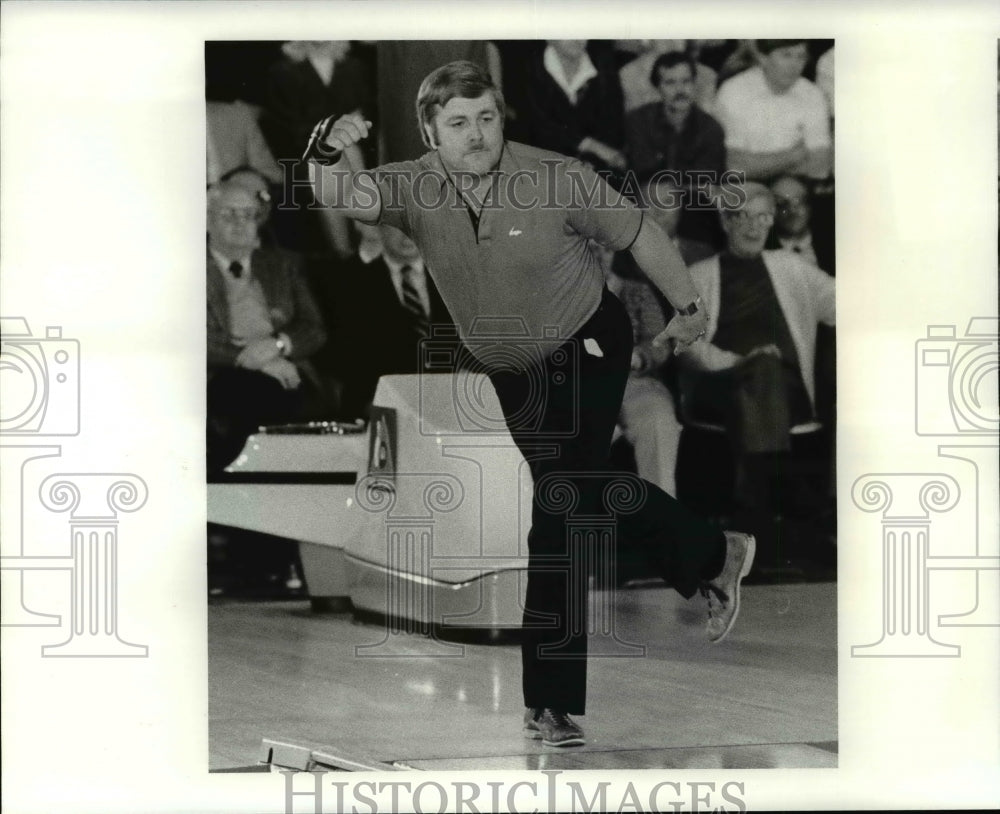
[
  {"xmin": 523, "ymin": 707, "xmax": 586, "ymax": 747},
  {"xmin": 701, "ymin": 530, "xmax": 756, "ymax": 643}
]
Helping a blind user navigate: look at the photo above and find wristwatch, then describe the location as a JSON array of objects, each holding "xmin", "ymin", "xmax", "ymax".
[{"xmin": 675, "ymin": 296, "xmax": 702, "ymax": 317}]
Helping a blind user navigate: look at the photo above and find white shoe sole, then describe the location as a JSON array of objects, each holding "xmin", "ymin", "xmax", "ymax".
[
  {"xmin": 711, "ymin": 532, "xmax": 756, "ymax": 644},
  {"xmin": 524, "ymin": 727, "xmax": 586, "ymax": 747}
]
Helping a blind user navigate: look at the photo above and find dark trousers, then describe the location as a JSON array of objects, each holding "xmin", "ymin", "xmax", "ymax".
[{"xmin": 487, "ymin": 289, "xmax": 725, "ymax": 715}]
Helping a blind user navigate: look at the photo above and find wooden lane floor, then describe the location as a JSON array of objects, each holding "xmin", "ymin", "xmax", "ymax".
[{"xmin": 209, "ymin": 582, "xmax": 836, "ymax": 771}]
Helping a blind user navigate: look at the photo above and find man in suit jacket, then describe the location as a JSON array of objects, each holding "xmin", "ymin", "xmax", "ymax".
[
  {"xmin": 207, "ymin": 181, "xmax": 328, "ymax": 472},
  {"xmin": 313, "ymin": 223, "xmax": 461, "ymax": 419},
  {"xmin": 766, "ymin": 173, "xmax": 835, "ymax": 275}
]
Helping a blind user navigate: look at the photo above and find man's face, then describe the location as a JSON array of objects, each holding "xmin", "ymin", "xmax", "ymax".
[
  {"xmin": 207, "ymin": 188, "xmax": 260, "ymax": 255},
  {"xmin": 759, "ymin": 43, "xmax": 809, "ymax": 93},
  {"xmin": 428, "ymin": 93, "xmax": 504, "ymax": 177},
  {"xmin": 655, "ymin": 62, "xmax": 695, "ymax": 116},
  {"xmin": 722, "ymin": 194, "xmax": 776, "ymax": 258},
  {"xmin": 771, "ymin": 176, "xmax": 811, "ymax": 238}
]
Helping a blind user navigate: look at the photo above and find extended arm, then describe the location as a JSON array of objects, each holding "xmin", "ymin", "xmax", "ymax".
[
  {"xmin": 627, "ymin": 217, "xmax": 708, "ymax": 351},
  {"xmin": 305, "ymin": 113, "xmax": 382, "ymax": 223}
]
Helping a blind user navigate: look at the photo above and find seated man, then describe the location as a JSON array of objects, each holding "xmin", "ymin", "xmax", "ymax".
[
  {"xmin": 678, "ymin": 182, "xmax": 835, "ymax": 518},
  {"xmin": 624, "ymin": 51, "xmax": 726, "ymax": 184},
  {"xmin": 625, "ymin": 51, "xmax": 728, "ymax": 246},
  {"xmin": 618, "ymin": 39, "xmax": 717, "ymax": 114},
  {"xmin": 312, "ymin": 223, "xmax": 461, "ymax": 419},
  {"xmin": 207, "ymin": 180, "xmax": 329, "ymax": 472},
  {"xmin": 767, "ymin": 173, "xmax": 835, "ymax": 275},
  {"xmin": 522, "ymin": 40, "xmax": 627, "ymax": 177},
  {"xmin": 714, "ymin": 40, "xmax": 832, "ymax": 183}
]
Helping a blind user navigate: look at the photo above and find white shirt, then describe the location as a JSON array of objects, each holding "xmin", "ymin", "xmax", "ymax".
[
  {"xmin": 815, "ymin": 48, "xmax": 834, "ymax": 114},
  {"xmin": 543, "ymin": 45, "xmax": 599, "ymax": 105},
  {"xmin": 714, "ymin": 65, "xmax": 831, "ymax": 153},
  {"xmin": 778, "ymin": 233, "xmax": 819, "ymax": 268},
  {"xmin": 307, "ymin": 52, "xmax": 335, "ymax": 86}
]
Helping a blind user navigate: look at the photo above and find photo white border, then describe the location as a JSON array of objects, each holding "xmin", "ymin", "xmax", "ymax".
[{"xmin": 2, "ymin": 1, "xmax": 998, "ymax": 811}]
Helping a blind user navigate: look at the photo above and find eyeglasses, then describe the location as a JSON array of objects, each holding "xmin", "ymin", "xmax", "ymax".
[
  {"xmin": 215, "ymin": 207, "xmax": 259, "ymax": 223},
  {"xmin": 725, "ymin": 210, "xmax": 775, "ymax": 227},
  {"xmin": 775, "ymin": 197, "xmax": 808, "ymax": 212}
]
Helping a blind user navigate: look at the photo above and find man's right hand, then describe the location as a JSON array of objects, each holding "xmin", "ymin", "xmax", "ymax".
[
  {"xmin": 235, "ymin": 337, "xmax": 282, "ymax": 370},
  {"xmin": 304, "ymin": 113, "xmax": 373, "ymax": 162}
]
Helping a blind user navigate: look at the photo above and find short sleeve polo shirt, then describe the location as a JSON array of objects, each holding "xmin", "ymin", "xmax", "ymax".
[{"xmin": 367, "ymin": 141, "xmax": 642, "ymax": 356}]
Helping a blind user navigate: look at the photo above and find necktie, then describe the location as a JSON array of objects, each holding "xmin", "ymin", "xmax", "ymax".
[
  {"xmin": 400, "ymin": 265, "xmax": 430, "ymax": 338},
  {"xmin": 229, "ymin": 260, "xmax": 244, "ymax": 279}
]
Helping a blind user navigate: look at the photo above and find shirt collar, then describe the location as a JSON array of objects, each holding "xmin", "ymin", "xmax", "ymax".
[
  {"xmin": 307, "ymin": 53, "xmax": 335, "ymax": 86},
  {"xmin": 542, "ymin": 45, "xmax": 598, "ymax": 104},
  {"xmin": 209, "ymin": 248, "xmax": 252, "ymax": 277},
  {"xmin": 778, "ymin": 232, "xmax": 813, "ymax": 250}
]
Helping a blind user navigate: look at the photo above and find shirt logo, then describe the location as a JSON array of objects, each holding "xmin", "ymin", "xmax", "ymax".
[{"xmin": 508, "ymin": 227, "xmax": 523, "ymax": 237}]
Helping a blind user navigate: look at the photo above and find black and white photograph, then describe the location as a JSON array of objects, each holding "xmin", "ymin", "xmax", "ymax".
[
  {"xmin": 1, "ymin": 3, "xmax": 997, "ymax": 813},
  {"xmin": 205, "ymin": 36, "xmax": 839, "ymax": 776}
]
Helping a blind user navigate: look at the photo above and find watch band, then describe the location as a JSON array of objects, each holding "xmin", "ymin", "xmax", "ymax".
[
  {"xmin": 675, "ymin": 296, "xmax": 702, "ymax": 317},
  {"xmin": 302, "ymin": 115, "xmax": 343, "ymax": 165}
]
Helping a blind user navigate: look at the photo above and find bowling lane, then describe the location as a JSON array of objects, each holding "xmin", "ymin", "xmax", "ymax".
[{"xmin": 209, "ymin": 583, "xmax": 836, "ymax": 770}]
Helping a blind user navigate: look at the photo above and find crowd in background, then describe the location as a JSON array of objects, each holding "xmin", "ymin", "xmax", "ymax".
[{"xmin": 206, "ymin": 39, "xmax": 837, "ymax": 590}]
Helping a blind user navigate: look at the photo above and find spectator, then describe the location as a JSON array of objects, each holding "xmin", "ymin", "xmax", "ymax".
[
  {"xmin": 613, "ymin": 177, "xmax": 716, "ymax": 497},
  {"xmin": 619, "ymin": 40, "xmax": 717, "ymax": 115},
  {"xmin": 260, "ymin": 41, "xmax": 375, "ymax": 258},
  {"xmin": 815, "ymin": 46, "xmax": 834, "ymax": 119},
  {"xmin": 218, "ymin": 165, "xmax": 281, "ymax": 248},
  {"xmin": 625, "ymin": 51, "xmax": 727, "ymax": 246},
  {"xmin": 207, "ymin": 181, "xmax": 330, "ymax": 471},
  {"xmin": 207, "ymin": 99, "xmax": 283, "ymax": 186},
  {"xmin": 678, "ymin": 182, "xmax": 835, "ymax": 517},
  {"xmin": 625, "ymin": 51, "xmax": 726, "ymax": 183},
  {"xmin": 767, "ymin": 173, "xmax": 837, "ymax": 431},
  {"xmin": 312, "ymin": 223, "xmax": 462, "ymax": 419},
  {"xmin": 523, "ymin": 40, "xmax": 627, "ymax": 177},
  {"xmin": 714, "ymin": 40, "xmax": 832, "ymax": 182},
  {"xmin": 767, "ymin": 173, "xmax": 835, "ymax": 274}
]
